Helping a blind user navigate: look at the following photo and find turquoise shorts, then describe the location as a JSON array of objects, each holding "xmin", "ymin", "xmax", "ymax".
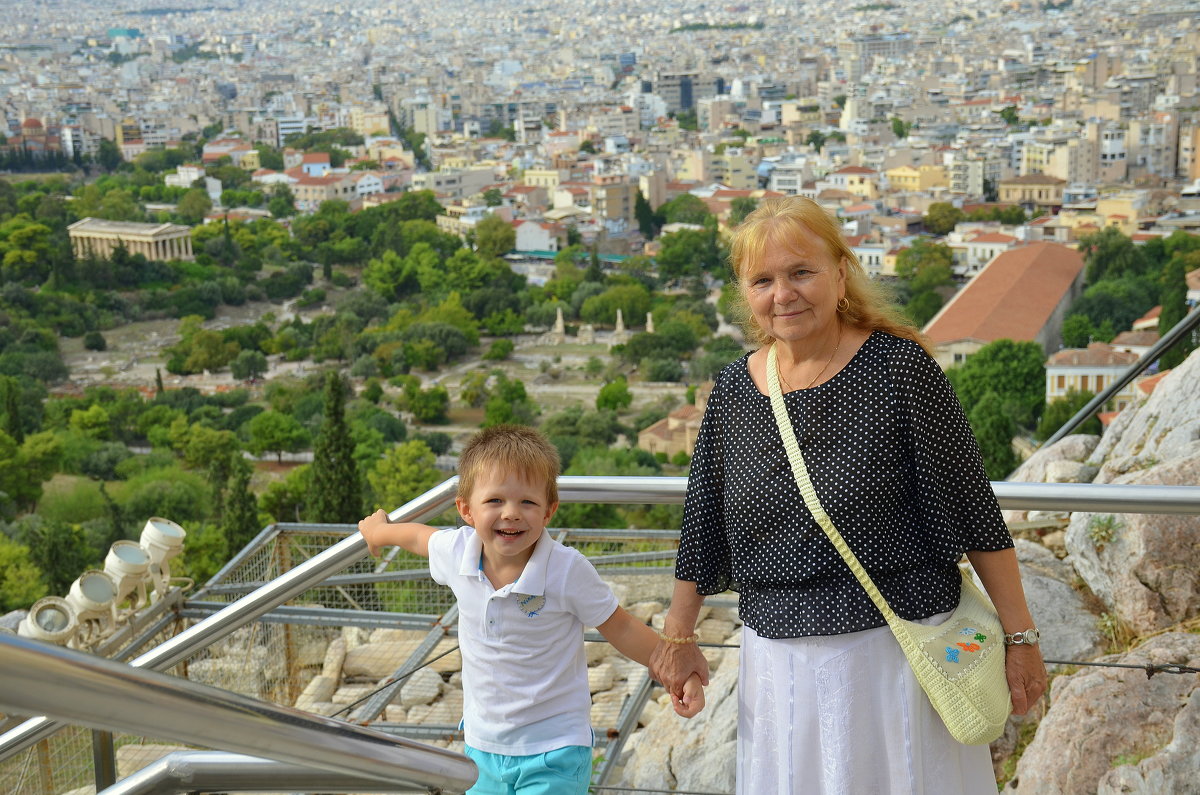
[{"xmin": 464, "ymin": 743, "xmax": 592, "ymax": 795}]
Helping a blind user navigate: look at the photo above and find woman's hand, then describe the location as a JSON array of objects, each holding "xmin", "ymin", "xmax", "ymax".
[
  {"xmin": 1005, "ymin": 644, "xmax": 1047, "ymax": 715},
  {"xmin": 649, "ymin": 637, "xmax": 709, "ymax": 698}
]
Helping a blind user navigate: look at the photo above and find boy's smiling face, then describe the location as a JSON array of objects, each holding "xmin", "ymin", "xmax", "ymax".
[{"xmin": 456, "ymin": 466, "xmax": 557, "ymax": 575}]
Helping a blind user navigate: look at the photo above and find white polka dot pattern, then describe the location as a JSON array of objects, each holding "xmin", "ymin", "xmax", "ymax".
[{"xmin": 676, "ymin": 331, "xmax": 1014, "ymax": 639}]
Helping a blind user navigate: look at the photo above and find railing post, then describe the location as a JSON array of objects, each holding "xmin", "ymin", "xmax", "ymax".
[{"xmin": 91, "ymin": 729, "xmax": 116, "ymax": 790}]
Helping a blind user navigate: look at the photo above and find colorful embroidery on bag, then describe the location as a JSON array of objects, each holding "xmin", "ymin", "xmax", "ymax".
[
  {"xmin": 959, "ymin": 627, "xmax": 978, "ymax": 635},
  {"xmin": 956, "ymin": 641, "xmax": 981, "ymax": 653},
  {"xmin": 974, "ymin": 633, "xmax": 988, "ymax": 643},
  {"xmin": 945, "ymin": 647, "xmax": 961, "ymax": 663}
]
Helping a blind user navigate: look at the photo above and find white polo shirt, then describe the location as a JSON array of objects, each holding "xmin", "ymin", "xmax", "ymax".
[{"xmin": 427, "ymin": 526, "xmax": 619, "ymax": 756}]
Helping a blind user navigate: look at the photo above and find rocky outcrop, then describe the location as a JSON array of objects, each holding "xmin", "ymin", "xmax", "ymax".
[
  {"xmin": 1012, "ymin": 540, "xmax": 1105, "ymax": 669},
  {"xmin": 1006, "ymin": 632, "xmax": 1200, "ymax": 795}
]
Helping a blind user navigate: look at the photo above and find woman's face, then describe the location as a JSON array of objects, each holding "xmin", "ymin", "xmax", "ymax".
[{"xmin": 742, "ymin": 226, "xmax": 846, "ymax": 346}]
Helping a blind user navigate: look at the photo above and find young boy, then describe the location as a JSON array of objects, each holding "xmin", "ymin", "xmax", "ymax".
[{"xmin": 358, "ymin": 424, "xmax": 704, "ymax": 795}]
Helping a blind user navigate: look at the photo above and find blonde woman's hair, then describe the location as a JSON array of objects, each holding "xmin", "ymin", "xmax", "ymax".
[
  {"xmin": 457, "ymin": 424, "xmax": 560, "ymax": 505},
  {"xmin": 727, "ymin": 196, "xmax": 932, "ymax": 354}
]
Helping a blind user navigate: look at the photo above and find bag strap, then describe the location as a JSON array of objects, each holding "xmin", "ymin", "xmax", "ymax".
[{"xmin": 766, "ymin": 343, "xmax": 901, "ymax": 626}]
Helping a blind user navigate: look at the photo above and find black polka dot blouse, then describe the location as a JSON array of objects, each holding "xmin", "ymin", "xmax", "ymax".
[{"xmin": 675, "ymin": 331, "xmax": 1014, "ymax": 639}]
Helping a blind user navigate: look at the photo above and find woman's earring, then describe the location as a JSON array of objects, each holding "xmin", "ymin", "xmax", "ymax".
[{"xmin": 837, "ymin": 297, "xmax": 849, "ymax": 313}]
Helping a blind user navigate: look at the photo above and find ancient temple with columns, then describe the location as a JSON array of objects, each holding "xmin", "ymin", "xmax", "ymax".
[{"xmin": 68, "ymin": 217, "xmax": 195, "ymax": 262}]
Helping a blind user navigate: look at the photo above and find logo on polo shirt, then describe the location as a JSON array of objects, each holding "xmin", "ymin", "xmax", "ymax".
[{"xmin": 516, "ymin": 593, "xmax": 546, "ymax": 617}]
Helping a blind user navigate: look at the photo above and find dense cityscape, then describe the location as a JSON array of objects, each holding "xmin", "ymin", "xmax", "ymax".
[{"xmin": 1, "ymin": 0, "xmax": 1199, "ymax": 792}]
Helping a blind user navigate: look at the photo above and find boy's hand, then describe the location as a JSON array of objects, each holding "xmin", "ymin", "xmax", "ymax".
[
  {"xmin": 672, "ymin": 672, "xmax": 705, "ymax": 718},
  {"xmin": 358, "ymin": 509, "xmax": 391, "ymax": 557}
]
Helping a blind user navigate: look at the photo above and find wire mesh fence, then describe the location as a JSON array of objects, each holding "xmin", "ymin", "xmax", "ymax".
[{"xmin": 1, "ymin": 523, "xmax": 689, "ymax": 795}]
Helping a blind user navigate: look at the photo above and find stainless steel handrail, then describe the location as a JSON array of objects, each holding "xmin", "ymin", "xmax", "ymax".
[
  {"xmin": 99, "ymin": 750, "xmax": 426, "ymax": 795},
  {"xmin": 0, "ymin": 634, "xmax": 476, "ymax": 793},
  {"xmin": 3, "ymin": 475, "xmax": 1198, "ymax": 766},
  {"xmin": 0, "ymin": 477, "xmax": 461, "ymax": 762}
]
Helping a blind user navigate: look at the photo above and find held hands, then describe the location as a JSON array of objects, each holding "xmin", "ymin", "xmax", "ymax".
[
  {"xmin": 1005, "ymin": 644, "xmax": 1048, "ymax": 715},
  {"xmin": 358, "ymin": 509, "xmax": 391, "ymax": 557},
  {"xmin": 671, "ymin": 673, "xmax": 706, "ymax": 718}
]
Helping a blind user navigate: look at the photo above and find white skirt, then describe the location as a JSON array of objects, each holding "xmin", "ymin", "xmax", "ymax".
[{"xmin": 737, "ymin": 615, "xmax": 995, "ymax": 795}]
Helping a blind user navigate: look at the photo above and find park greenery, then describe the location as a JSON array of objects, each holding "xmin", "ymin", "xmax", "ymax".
[{"xmin": 1, "ymin": 153, "xmax": 1196, "ymax": 612}]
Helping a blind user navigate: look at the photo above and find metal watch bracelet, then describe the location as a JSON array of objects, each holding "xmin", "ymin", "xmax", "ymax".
[{"xmin": 1003, "ymin": 628, "xmax": 1040, "ymax": 646}]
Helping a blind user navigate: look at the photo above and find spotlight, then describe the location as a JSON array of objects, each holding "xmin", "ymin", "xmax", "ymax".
[
  {"xmin": 140, "ymin": 517, "xmax": 186, "ymax": 599},
  {"xmin": 104, "ymin": 540, "xmax": 151, "ymax": 615},
  {"xmin": 17, "ymin": 597, "xmax": 78, "ymax": 646},
  {"xmin": 66, "ymin": 570, "xmax": 117, "ymax": 648}
]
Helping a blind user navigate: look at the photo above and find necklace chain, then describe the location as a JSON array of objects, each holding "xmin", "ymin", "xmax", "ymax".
[{"xmin": 778, "ymin": 327, "xmax": 843, "ymax": 392}]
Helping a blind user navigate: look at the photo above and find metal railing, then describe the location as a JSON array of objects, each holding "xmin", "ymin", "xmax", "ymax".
[
  {"xmin": 2, "ymin": 475, "xmax": 1199, "ymax": 794},
  {"xmin": 0, "ymin": 634, "xmax": 476, "ymax": 794}
]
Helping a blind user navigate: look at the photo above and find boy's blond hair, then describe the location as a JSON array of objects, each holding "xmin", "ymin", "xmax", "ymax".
[{"xmin": 457, "ymin": 425, "xmax": 561, "ymax": 505}]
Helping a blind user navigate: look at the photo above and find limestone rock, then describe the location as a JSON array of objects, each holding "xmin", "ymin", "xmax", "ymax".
[
  {"xmin": 1095, "ymin": 686, "xmax": 1200, "ymax": 795},
  {"xmin": 343, "ymin": 641, "xmax": 411, "ymax": 679},
  {"xmin": 1007, "ymin": 633, "xmax": 1200, "ymax": 795},
  {"xmin": 1013, "ymin": 540, "xmax": 1105, "ymax": 670},
  {"xmin": 408, "ymin": 696, "xmax": 463, "ymax": 725},
  {"xmin": 427, "ymin": 637, "xmax": 462, "ymax": 673},
  {"xmin": 294, "ymin": 674, "xmax": 337, "ymax": 710},
  {"xmin": 1088, "ymin": 350, "xmax": 1200, "ymax": 478},
  {"xmin": 697, "ymin": 617, "xmax": 735, "ymax": 644},
  {"xmin": 626, "ymin": 601, "xmax": 663, "ymax": 624},
  {"xmin": 613, "ymin": 658, "xmax": 739, "ymax": 792},
  {"xmin": 331, "ymin": 683, "xmax": 376, "ymax": 705},
  {"xmin": 591, "ymin": 688, "xmax": 631, "ymax": 727},
  {"xmin": 321, "ymin": 635, "xmax": 346, "ymax": 678},
  {"xmin": 399, "ymin": 667, "xmax": 444, "ymax": 707},
  {"xmin": 384, "ymin": 704, "xmax": 408, "ymax": 722},
  {"xmin": 1003, "ymin": 435, "xmax": 1099, "ymax": 522},
  {"xmin": 1064, "ymin": 454, "xmax": 1200, "ymax": 634},
  {"xmin": 1045, "ymin": 459, "xmax": 1099, "ymax": 484},
  {"xmin": 589, "ymin": 662, "xmax": 617, "ymax": 693}
]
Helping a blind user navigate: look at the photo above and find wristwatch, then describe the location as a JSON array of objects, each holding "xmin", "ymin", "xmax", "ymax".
[{"xmin": 1003, "ymin": 628, "xmax": 1040, "ymax": 646}]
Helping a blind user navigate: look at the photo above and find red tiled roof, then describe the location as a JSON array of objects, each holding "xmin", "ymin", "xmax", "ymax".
[
  {"xmin": 968, "ymin": 232, "xmax": 1018, "ymax": 244},
  {"xmin": 1137, "ymin": 370, "xmax": 1171, "ymax": 395},
  {"xmin": 1046, "ymin": 342, "xmax": 1138, "ymax": 367},
  {"xmin": 924, "ymin": 242, "xmax": 1085, "ymax": 345}
]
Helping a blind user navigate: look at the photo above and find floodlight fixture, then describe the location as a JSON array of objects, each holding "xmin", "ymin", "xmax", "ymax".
[
  {"xmin": 17, "ymin": 597, "xmax": 78, "ymax": 646},
  {"xmin": 104, "ymin": 539, "xmax": 151, "ymax": 614},
  {"xmin": 140, "ymin": 517, "xmax": 186, "ymax": 599},
  {"xmin": 65, "ymin": 569, "xmax": 118, "ymax": 648}
]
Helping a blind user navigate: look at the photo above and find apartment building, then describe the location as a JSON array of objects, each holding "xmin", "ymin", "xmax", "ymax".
[
  {"xmin": 1045, "ymin": 343, "xmax": 1140, "ymax": 411},
  {"xmin": 999, "ymin": 173, "xmax": 1065, "ymax": 213}
]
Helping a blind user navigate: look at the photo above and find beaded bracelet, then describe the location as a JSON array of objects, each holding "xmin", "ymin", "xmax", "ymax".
[{"xmin": 657, "ymin": 631, "xmax": 700, "ymax": 645}]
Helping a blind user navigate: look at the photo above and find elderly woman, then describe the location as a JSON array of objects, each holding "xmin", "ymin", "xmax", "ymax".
[{"xmin": 649, "ymin": 197, "xmax": 1046, "ymax": 793}]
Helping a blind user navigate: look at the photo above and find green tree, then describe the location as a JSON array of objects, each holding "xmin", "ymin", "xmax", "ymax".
[
  {"xmin": 947, "ymin": 339, "xmax": 1046, "ymax": 429},
  {"xmin": 729, "ymin": 196, "xmax": 758, "ymax": 227},
  {"xmin": 0, "ymin": 534, "xmax": 46, "ymax": 612},
  {"xmin": 634, "ymin": 192, "xmax": 657, "ymax": 238},
  {"xmin": 1157, "ymin": 254, "xmax": 1194, "ymax": 370},
  {"xmin": 1036, "ymin": 390, "xmax": 1101, "ymax": 441},
  {"xmin": 367, "ymin": 440, "xmax": 443, "ymax": 510},
  {"xmin": 97, "ymin": 138, "xmax": 123, "ymax": 171},
  {"xmin": 309, "ymin": 373, "xmax": 362, "ymax": 522},
  {"xmin": 246, "ymin": 410, "xmax": 309, "ymax": 462},
  {"xmin": 1079, "ymin": 227, "xmax": 1146, "ymax": 283},
  {"xmin": 483, "ymin": 374, "xmax": 536, "ymax": 427},
  {"xmin": 1060, "ymin": 314, "xmax": 1094, "ymax": 348},
  {"xmin": 596, "ymin": 377, "xmax": 632, "ymax": 411},
  {"xmin": 406, "ymin": 385, "xmax": 451, "ymax": 424},
  {"xmin": 482, "ymin": 188, "xmax": 503, "ymax": 207},
  {"xmin": 268, "ymin": 184, "xmax": 296, "ymax": 218},
  {"xmin": 658, "ymin": 194, "xmax": 711, "ymax": 225},
  {"xmin": 891, "ymin": 117, "xmax": 912, "ymax": 139},
  {"xmin": 997, "ymin": 106, "xmax": 1020, "ymax": 126},
  {"xmin": 923, "ymin": 202, "xmax": 965, "ymax": 236},
  {"xmin": 18, "ymin": 519, "xmax": 95, "ymax": 595},
  {"xmin": 474, "ymin": 213, "xmax": 516, "ymax": 260},
  {"xmin": 230, "ymin": 349, "xmax": 268, "ymax": 381},
  {"xmin": 805, "ymin": 130, "xmax": 827, "ymax": 152},
  {"xmin": 969, "ymin": 391, "xmax": 1019, "ymax": 479},
  {"xmin": 176, "ymin": 189, "xmax": 213, "ymax": 225}
]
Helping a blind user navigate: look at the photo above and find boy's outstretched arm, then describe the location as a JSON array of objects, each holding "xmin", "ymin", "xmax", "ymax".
[
  {"xmin": 596, "ymin": 606, "xmax": 706, "ymax": 718},
  {"xmin": 358, "ymin": 509, "xmax": 437, "ymax": 558}
]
